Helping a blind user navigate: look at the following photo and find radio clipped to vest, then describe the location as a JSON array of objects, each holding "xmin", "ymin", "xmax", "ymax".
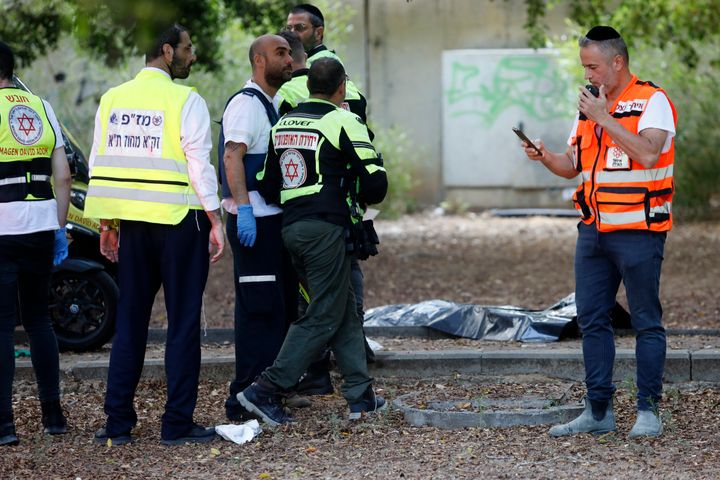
[{"xmin": 346, "ymin": 178, "xmax": 379, "ymax": 261}]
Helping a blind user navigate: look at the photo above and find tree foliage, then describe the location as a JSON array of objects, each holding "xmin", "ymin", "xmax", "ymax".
[
  {"xmin": 526, "ymin": 0, "xmax": 720, "ymax": 70},
  {"xmin": 0, "ymin": 0, "xmax": 294, "ymax": 70}
]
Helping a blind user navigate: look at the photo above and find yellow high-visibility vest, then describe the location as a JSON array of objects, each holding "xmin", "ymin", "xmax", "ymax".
[
  {"xmin": 84, "ymin": 69, "xmax": 202, "ymax": 225},
  {"xmin": 0, "ymin": 88, "xmax": 56, "ymax": 202}
]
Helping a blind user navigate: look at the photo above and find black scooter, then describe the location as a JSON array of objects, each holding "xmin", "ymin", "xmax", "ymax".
[{"xmin": 50, "ymin": 132, "xmax": 119, "ymax": 351}]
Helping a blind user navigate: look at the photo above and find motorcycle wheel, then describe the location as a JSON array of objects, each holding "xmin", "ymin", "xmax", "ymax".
[{"xmin": 49, "ymin": 270, "xmax": 118, "ymax": 352}]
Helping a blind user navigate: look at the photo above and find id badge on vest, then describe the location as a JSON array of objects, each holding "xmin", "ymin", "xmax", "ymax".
[
  {"xmin": 605, "ymin": 145, "xmax": 630, "ymax": 170},
  {"xmin": 105, "ymin": 108, "xmax": 164, "ymax": 158}
]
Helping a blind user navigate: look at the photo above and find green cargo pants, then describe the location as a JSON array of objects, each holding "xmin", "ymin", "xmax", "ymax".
[{"xmin": 261, "ymin": 219, "xmax": 372, "ymax": 402}]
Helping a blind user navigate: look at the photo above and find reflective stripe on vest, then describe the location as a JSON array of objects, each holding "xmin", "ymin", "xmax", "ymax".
[
  {"xmin": 599, "ymin": 202, "xmax": 672, "ymax": 226},
  {"xmin": 0, "ymin": 89, "xmax": 56, "ymax": 203},
  {"xmin": 594, "ymin": 165, "xmax": 674, "ymax": 184},
  {"xmin": 86, "ymin": 184, "xmax": 201, "ymax": 207},
  {"xmin": 84, "ymin": 69, "xmax": 201, "ymax": 225},
  {"xmin": 571, "ymin": 76, "xmax": 677, "ymax": 233}
]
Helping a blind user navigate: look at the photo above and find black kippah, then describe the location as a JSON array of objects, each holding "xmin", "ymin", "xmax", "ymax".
[
  {"xmin": 295, "ymin": 4, "xmax": 324, "ymax": 23},
  {"xmin": 585, "ymin": 26, "xmax": 621, "ymax": 41}
]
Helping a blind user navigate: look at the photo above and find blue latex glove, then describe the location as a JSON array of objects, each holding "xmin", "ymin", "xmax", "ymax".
[
  {"xmin": 236, "ymin": 204, "xmax": 257, "ymax": 247},
  {"xmin": 53, "ymin": 227, "xmax": 69, "ymax": 266}
]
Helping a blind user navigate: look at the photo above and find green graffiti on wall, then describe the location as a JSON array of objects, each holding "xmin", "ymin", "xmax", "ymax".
[{"xmin": 445, "ymin": 55, "xmax": 571, "ymax": 126}]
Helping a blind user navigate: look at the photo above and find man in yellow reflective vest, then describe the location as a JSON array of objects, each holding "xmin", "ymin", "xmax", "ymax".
[
  {"xmin": 522, "ymin": 26, "xmax": 677, "ymax": 439},
  {"xmin": 84, "ymin": 23, "xmax": 224, "ymax": 446},
  {"xmin": 0, "ymin": 41, "xmax": 71, "ymax": 446}
]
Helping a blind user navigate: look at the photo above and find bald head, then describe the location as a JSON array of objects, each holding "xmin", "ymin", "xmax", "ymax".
[
  {"xmin": 249, "ymin": 34, "xmax": 288, "ymax": 70},
  {"xmin": 248, "ymin": 34, "xmax": 293, "ymax": 91}
]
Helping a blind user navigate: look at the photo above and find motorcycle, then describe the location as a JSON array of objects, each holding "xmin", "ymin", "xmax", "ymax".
[{"xmin": 13, "ymin": 76, "xmax": 119, "ymax": 352}]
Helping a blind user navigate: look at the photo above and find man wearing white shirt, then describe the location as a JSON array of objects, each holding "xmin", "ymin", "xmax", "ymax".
[
  {"xmin": 521, "ymin": 26, "xmax": 677, "ymax": 439},
  {"xmin": 218, "ymin": 34, "xmax": 296, "ymax": 421},
  {"xmin": 84, "ymin": 23, "xmax": 224, "ymax": 446}
]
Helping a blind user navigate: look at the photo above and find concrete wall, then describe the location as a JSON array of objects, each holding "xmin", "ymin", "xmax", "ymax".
[{"xmin": 333, "ymin": 0, "xmax": 574, "ymax": 207}]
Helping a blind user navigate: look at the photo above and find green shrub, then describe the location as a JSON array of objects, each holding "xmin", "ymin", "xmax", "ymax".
[{"xmin": 370, "ymin": 124, "xmax": 419, "ymax": 218}]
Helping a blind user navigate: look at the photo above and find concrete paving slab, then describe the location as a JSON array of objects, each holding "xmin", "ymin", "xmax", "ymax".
[
  {"xmin": 14, "ymin": 348, "xmax": 700, "ymax": 383},
  {"xmin": 14, "ymin": 361, "xmax": 37, "ymax": 382},
  {"xmin": 691, "ymin": 349, "xmax": 720, "ymax": 382},
  {"xmin": 369, "ymin": 349, "xmax": 484, "ymax": 377},
  {"xmin": 481, "ymin": 349, "xmax": 584, "ymax": 379},
  {"xmin": 609, "ymin": 350, "xmax": 692, "ymax": 383}
]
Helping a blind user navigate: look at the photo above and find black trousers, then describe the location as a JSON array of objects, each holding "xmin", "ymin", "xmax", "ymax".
[
  {"xmin": 103, "ymin": 211, "xmax": 210, "ymax": 440},
  {"xmin": 225, "ymin": 213, "xmax": 297, "ymax": 412},
  {"xmin": 0, "ymin": 231, "xmax": 60, "ymax": 416}
]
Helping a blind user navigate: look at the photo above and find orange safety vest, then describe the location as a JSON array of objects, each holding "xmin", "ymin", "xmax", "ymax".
[{"xmin": 571, "ymin": 75, "xmax": 677, "ymax": 233}]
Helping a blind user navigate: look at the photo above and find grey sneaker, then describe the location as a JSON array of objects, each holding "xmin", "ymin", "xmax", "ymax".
[
  {"xmin": 348, "ymin": 386, "xmax": 387, "ymax": 421},
  {"xmin": 628, "ymin": 410, "xmax": 663, "ymax": 438},
  {"xmin": 549, "ymin": 398, "xmax": 615, "ymax": 437}
]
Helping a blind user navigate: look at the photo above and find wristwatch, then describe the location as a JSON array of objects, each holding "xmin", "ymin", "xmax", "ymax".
[{"xmin": 100, "ymin": 224, "xmax": 116, "ymax": 232}]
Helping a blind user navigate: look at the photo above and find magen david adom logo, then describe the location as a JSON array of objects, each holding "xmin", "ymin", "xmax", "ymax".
[
  {"xmin": 280, "ymin": 149, "xmax": 307, "ymax": 188},
  {"xmin": 9, "ymin": 105, "xmax": 44, "ymax": 145}
]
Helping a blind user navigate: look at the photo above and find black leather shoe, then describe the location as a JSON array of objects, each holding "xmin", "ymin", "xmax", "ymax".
[
  {"xmin": 161, "ymin": 424, "xmax": 217, "ymax": 445},
  {"xmin": 225, "ymin": 398, "xmax": 260, "ymax": 422},
  {"xmin": 41, "ymin": 400, "xmax": 68, "ymax": 435},
  {"xmin": 0, "ymin": 422, "xmax": 19, "ymax": 446},
  {"xmin": 94, "ymin": 427, "xmax": 133, "ymax": 446}
]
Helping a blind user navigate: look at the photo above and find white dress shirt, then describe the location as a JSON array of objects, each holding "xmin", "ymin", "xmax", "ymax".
[{"xmin": 88, "ymin": 67, "xmax": 220, "ymax": 213}]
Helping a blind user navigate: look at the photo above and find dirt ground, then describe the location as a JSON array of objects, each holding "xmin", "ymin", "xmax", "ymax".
[
  {"xmin": 5, "ymin": 213, "xmax": 720, "ymax": 479},
  {"xmin": 153, "ymin": 213, "xmax": 720, "ymax": 331},
  {"xmin": 2, "ymin": 375, "xmax": 719, "ymax": 479}
]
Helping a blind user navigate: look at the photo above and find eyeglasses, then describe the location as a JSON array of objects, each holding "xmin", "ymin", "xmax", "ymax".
[{"xmin": 284, "ymin": 23, "xmax": 313, "ymax": 33}]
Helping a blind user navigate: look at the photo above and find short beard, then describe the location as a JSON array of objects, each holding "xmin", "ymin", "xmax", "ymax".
[
  {"xmin": 169, "ymin": 56, "xmax": 191, "ymax": 80},
  {"xmin": 265, "ymin": 68, "xmax": 291, "ymax": 89}
]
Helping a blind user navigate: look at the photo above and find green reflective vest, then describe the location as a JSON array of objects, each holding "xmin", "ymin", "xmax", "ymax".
[
  {"xmin": 278, "ymin": 70, "xmax": 368, "ymax": 122},
  {"xmin": 84, "ymin": 69, "xmax": 202, "ymax": 225},
  {"xmin": 0, "ymin": 88, "xmax": 56, "ymax": 203},
  {"xmin": 307, "ymin": 47, "xmax": 343, "ymax": 66}
]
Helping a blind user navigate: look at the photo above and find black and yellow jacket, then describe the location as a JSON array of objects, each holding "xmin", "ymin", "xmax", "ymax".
[{"xmin": 257, "ymin": 98, "xmax": 387, "ymax": 227}]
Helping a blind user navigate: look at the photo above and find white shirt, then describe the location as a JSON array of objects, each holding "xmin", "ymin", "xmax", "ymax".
[
  {"xmin": 568, "ymin": 91, "xmax": 676, "ymax": 153},
  {"xmin": 88, "ymin": 67, "xmax": 220, "ymax": 213},
  {"xmin": 0, "ymin": 99, "xmax": 64, "ymax": 235},
  {"xmin": 220, "ymin": 79, "xmax": 282, "ymax": 217}
]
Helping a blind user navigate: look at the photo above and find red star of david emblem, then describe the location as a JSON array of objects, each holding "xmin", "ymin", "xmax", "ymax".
[
  {"xmin": 17, "ymin": 113, "xmax": 36, "ymax": 136},
  {"xmin": 284, "ymin": 159, "xmax": 299, "ymax": 181}
]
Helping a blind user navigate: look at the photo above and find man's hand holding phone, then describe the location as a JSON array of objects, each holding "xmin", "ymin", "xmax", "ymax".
[{"xmin": 513, "ymin": 127, "xmax": 544, "ymax": 159}]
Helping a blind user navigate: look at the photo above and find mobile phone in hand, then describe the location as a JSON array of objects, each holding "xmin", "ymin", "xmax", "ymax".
[{"xmin": 512, "ymin": 127, "xmax": 542, "ymax": 156}]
